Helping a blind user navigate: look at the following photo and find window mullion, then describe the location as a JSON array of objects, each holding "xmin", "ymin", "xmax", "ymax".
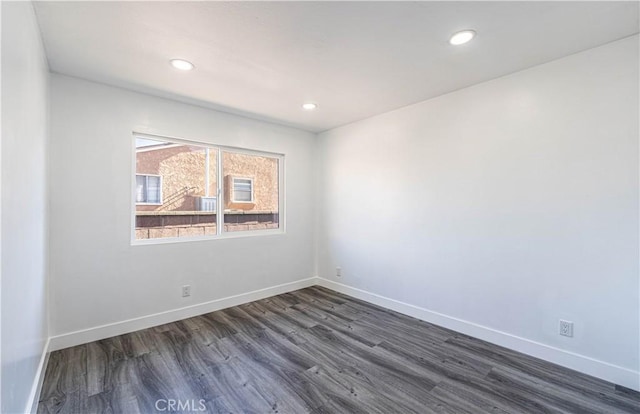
[{"xmin": 216, "ymin": 147, "xmax": 224, "ymax": 235}]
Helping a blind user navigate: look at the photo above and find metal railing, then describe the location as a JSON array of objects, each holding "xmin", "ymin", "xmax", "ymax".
[{"xmin": 160, "ymin": 186, "xmax": 197, "ymax": 210}]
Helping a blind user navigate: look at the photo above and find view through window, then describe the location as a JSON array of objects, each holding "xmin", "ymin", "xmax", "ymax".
[{"xmin": 134, "ymin": 135, "xmax": 281, "ymax": 241}]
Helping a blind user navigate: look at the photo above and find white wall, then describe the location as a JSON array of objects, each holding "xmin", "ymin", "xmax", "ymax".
[
  {"xmin": 1, "ymin": 2, "xmax": 50, "ymax": 413},
  {"xmin": 317, "ymin": 36, "xmax": 639, "ymax": 388},
  {"xmin": 49, "ymin": 75, "xmax": 316, "ymax": 342}
]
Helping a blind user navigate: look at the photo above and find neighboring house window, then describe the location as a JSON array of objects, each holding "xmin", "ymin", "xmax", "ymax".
[
  {"xmin": 136, "ymin": 174, "xmax": 162, "ymax": 204},
  {"xmin": 231, "ymin": 177, "xmax": 253, "ymax": 203},
  {"xmin": 133, "ymin": 133, "xmax": 283, "ymax": 243}
]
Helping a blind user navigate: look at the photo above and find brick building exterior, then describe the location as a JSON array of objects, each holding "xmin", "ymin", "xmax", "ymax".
[{"xmin": 136, "ymin": 143, "xmax": 278, "ymax": 212}]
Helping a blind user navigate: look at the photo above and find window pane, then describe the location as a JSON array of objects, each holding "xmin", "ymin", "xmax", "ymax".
[
  {"xmin": 234, "ymin": 178, "xmax": 252, "ymax": 188},
  {"xmin": 223, "ymin": 151, "xmax": 279, "ymax": 232},
  {"xmin": 234, "ymin": 190, "xmax": 252, "ymax": 202},
  {"xmin": 233, "ymin": 179, "xmax": 253, "ymax": 202},
  {"xmin": 136, "ymin": 175, "xmax": 146, "ymax": 202},
  {"xmin": 147, "ymin": 176, "xmax": 161, "ymax": 203},
  {"xmin": 135, "ymin": 138, "xmax": 218, "ymax": 240}
]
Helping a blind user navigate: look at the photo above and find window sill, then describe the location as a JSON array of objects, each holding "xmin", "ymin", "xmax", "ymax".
[
  {"xmin": 134, "ymin": 210, "xmax": 278, "ymax": 216},
  {"xmin": 130, "ymin": 228, "xmax": 285, "ymax": 246}
]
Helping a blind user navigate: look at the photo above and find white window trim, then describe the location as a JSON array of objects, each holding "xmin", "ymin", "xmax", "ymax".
[
  {"xmin": 135, "ymin": 173, "xmax": 163, "ymax": 205},
  {"xmin": 135, "ymin": 142, "xmax": 182, "ymax": 153},
  {"xmin": 230, "ymin": 176, "xmax": 254, "ymax": 203},
  {"xmin": 131, "ymin": 132, "xmax": 285, "ymax": 245}
]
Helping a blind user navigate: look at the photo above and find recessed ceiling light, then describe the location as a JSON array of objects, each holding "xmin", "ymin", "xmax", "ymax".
[
  {"xmin": 449, "ymin": 30, "xmax": 476, "ymax": 46},
  {"xmin": 302, "ymin": 102, "xmax": 318, "ymax": 111},
  {"xmin": 170, "ymin": 59, "xmax": 195, "ymax": 71}
]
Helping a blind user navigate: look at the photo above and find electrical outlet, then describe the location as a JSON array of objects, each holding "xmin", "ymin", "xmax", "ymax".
[
  {"xmin": 559, "ymin": 320, "xmax": 573, "ymax": 337},
  {"xmin": 182, "ymin": 285, "xmax": 191, "ymax": 297},
  {"xmin": 336, "ymin": 267, "xmax": 342, "ymax": 277}
]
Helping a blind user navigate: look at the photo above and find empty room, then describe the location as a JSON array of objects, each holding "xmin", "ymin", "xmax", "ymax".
[{"xmin": 2, "ymin": 1, "xmax": 639, "ymax": 413}]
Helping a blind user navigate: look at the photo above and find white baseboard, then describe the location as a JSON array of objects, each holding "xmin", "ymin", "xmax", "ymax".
[
  {"xmin": 49, "ymin": 277, "xmax": 317, "ymax": 351},
  {"xmin": 26, "ymin": 338, "xmax": 50, "ymax": 414},
  {"xmin": 316, "ymin": 277, "xmax": 640, "ymax": 392}
]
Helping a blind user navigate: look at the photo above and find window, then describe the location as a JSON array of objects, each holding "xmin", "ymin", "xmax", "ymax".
[
  {"xmin": 136, "ymin": 174, "xmax": 162, "ymax": 204},
  {"xmin": 133, "ymin": 134, "xmax": 283, "ymax": 242},
  {"xmin": 231, "ymin": 177, "xmax": 253, "ymax": 203}
]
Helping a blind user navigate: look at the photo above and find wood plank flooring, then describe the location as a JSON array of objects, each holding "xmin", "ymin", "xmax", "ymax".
[{"xmin": 38, "ymin": 286, "xmax": 640, "ymax": 413}]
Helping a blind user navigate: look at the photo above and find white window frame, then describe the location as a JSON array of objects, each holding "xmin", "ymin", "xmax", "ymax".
[
  {"xmin": 131, "ymin": 132, "xmax": 285, "ymax": 245},
  {"xmin": 135, "ymin": 174, "xmax": 163, "ymax": 205},
  {"xmin": 230, "ymin": 176, "xmax": 254, "ymax": 203}
]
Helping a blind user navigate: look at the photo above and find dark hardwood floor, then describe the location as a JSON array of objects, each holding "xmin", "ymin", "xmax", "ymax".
[{"xmin": 38, "ymin": 286, "xmax": 640, "ymax": 413}]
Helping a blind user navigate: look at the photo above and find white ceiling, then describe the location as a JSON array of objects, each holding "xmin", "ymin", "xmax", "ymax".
[{"xmin": 34, "ymin": 1, "xmax": 639, "ymax": 133}]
